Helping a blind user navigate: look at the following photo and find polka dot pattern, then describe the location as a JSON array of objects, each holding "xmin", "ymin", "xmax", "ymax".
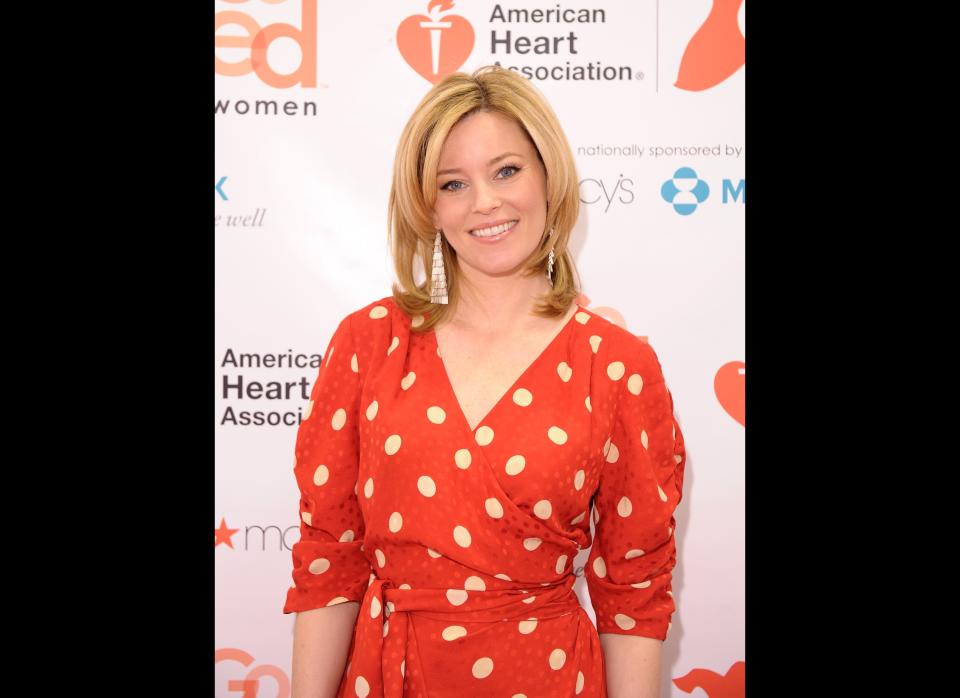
[{"xmin": 283, "ymin": 299, "xmax": 687, "ymax": 693}]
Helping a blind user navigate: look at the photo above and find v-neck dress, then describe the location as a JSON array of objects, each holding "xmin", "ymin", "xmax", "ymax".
[{"xmin": 283, "ymin": 296, "xmax": 687, "ymax": 698}]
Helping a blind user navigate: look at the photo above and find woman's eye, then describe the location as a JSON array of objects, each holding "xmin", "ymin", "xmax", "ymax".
[{"xmin": 440, "ymin": 165, "xmax": 521, "ymax": 192}]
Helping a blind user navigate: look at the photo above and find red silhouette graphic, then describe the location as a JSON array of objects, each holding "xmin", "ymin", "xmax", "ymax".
[
  {"xmin": 398, "ymin": 1, "xmax": 474, "ymax": 84},
  {"xmin": 674, "ymin": 660, "xmax": 745, "ymax": 697},
  {"xmin": 714, "ymin": 361, "xmax": 745, "ymax": 426},
  {"xmin": 676, "ymin": 0, "xmax": 745, "ymax": 91},
  {"xmin": 215, "ymin": 517, "xmax": 240, "ymax": 548}
]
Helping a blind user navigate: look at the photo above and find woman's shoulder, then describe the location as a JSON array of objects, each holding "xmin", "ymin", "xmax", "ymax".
[
  {"xmin": 339, "ymin": 294, "xmax": 418, "ymax": 356},
  {"xmin": 571, "ymin": 304, "xmax": 667, "ymax": 383}
]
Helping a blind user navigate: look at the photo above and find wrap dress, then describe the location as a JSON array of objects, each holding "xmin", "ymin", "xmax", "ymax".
[{"xmin": 283, "ymin": 296, "xmax": 687, "ymax": 697}]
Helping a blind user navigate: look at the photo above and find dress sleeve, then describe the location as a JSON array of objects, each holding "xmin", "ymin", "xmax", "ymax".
[
  {"xmin": 283, "ymin": 314, "xmax": 373, "ymax": 614},
  {"xmin": 585, "ymin": 336, "xmax": 687, "ymax": 640}
]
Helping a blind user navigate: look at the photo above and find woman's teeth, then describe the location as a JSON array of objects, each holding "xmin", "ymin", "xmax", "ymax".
[{"xmin": 470, "ymin": 220, "xmax": 518, "ymax": 238}]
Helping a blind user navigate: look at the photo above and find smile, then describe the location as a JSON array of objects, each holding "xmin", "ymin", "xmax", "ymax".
[{"xmin": 469, "ymin": 220, "xmax": 518, "ymax": 240}]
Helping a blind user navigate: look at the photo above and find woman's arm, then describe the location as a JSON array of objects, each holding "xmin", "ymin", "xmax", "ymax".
[
  {"xmin": 600, "ymin": 633, "xmax": 663, "ymax": 698},
  {"xmin": 291, "ymin": 602, "xmax": 360, "ymax": 698}
]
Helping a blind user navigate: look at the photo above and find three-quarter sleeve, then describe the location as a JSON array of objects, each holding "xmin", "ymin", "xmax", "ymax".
[
  {"xmin": 585, "ymin": 336, "xmax": 687, "ymax": 640},
  {"xmin": 283, "ymin": 314, "xmax": 373, "ymax": 614}
]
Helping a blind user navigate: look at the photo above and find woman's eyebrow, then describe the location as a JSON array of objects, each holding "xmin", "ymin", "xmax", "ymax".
[{"xmin": 438, "ymin": 152, "xmax": 524, "ymax": 176}]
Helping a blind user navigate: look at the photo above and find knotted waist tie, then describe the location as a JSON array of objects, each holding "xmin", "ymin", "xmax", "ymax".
[{"xmin": 346, "ymin": 574, "xmax": 583, "ymax": 697}]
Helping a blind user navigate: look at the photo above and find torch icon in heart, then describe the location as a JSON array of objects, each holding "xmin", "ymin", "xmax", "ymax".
[{"xmin": 398, "ymin": 1, "xmax": 475, "ymax": 84}]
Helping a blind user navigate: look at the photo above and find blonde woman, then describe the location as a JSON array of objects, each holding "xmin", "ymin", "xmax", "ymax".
[{"xmin": 285, "ymin": 65, "xmax": 686, "ymax": 698}]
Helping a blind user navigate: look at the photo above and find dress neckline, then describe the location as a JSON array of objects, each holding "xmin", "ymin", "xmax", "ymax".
[{"xmin": 429, "ymin": 305, "xmax": 582, "ymax": 434}]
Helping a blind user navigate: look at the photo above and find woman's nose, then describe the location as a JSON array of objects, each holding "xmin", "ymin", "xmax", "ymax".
[{"xmin": 472, "ymin": 181, "xmax": 501, "ymax": 213}]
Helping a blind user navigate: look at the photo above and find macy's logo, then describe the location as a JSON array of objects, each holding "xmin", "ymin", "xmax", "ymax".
[
  {"xmin": 216, "ymin": 648, "xmax": 290, "ymax": 698},
  {"xmin": 676, "ymin": 0, "xmax": 745, "ymax": 91},
  {"xmin": 216, "ymin": 517, "xmax": 300, "ymax": 551},
  {"xmin": 215, "ymin": 0, "xmax": 317, "ymax": 88},
  {"xmin": 397, "ymin": 0, "xmax": 474, "ymax": 84}
]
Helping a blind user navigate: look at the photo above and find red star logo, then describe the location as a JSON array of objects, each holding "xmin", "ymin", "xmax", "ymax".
[{"xmin": 215, "ymin": 517, "xmax": 240, "ymax": 548}]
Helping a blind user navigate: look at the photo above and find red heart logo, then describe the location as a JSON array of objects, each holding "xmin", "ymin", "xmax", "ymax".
[
  {"xmin": 397, "ymin": 14, "xmax": 474, "ymax": 84},
  {"xmin": 714, "ymin": 361, "xmax": 745, "ymax": 426}
]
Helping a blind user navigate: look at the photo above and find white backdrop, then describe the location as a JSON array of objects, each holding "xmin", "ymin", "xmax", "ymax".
[{"xmin": 216, "ymin": 1, "xmax": 744, "ymax": 696}]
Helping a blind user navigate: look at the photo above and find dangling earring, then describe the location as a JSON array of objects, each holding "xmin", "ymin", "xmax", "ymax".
[
  {"xmin": 430, "ymin": 229, "xmax": 449, "ymax": 304},
  {"xmin": 546, "ymin": 228, "xmax": 556, "ymax": 286}
]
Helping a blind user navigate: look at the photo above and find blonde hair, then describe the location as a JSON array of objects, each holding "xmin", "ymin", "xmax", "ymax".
[{"xmin": 388, "ymin": 64, "xmax": 582, "ymax": 332}]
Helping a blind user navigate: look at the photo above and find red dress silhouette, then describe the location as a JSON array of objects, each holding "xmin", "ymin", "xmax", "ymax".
[{"xmin": 283, "ymin": 296, "xmax": 687, "ymax": 697}]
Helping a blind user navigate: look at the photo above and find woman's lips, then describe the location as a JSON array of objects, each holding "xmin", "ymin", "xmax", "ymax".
[{"xmin": 468, "ymin": 219, "xmax": 518, "ymax": 243}]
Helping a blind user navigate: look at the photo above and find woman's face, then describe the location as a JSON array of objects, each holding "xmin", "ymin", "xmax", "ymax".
[{"xmin": 431, "ymin": 110, "xmax": 548, "ymax": 280}]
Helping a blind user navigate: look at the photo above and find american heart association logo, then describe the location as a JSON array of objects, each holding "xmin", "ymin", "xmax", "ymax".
[
  {"xmin": 714, "ymin": 361, "xmax": 745, "ymax": 426},
  {"xmin": 397, "ymin": 1, "xmax": 475, "ymax": 84}
]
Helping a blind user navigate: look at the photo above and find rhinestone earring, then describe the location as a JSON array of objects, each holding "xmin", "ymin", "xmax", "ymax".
[
  {"xmin": 430, "ymin": 229, "xmax": 449, "ymax": 304},
  {"xmin": 546, "ymin": 228, "xmax": 556, "ymax": 286}
]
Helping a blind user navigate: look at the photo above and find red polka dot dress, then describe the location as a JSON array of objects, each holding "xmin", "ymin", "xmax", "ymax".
[{"xmin": 283, "ymin": 296, "xmax": 687, "ymax": 697}]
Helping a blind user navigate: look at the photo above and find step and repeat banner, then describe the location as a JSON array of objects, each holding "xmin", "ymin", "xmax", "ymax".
[{"xmin": 215, "ymin": 1, "xmax": 744, "ymax": 696}]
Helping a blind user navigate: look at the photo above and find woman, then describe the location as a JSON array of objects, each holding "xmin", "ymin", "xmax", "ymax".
[{"xmin": 284, "ymin": 65, "xmax": 687, "ymax": 698}]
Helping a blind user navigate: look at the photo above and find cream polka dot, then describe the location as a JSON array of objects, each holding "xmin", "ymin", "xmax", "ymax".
[
  {"xmin": 389, "ymin": 512, "xmax": 403, "ymax": 533},
  {"xmin": 640, "ymin": 430, "xmax": 649, "ymax": 449},
  {"xmin": 446, "ymin": 588, "xmax": 468, "ymax": 606},
  {"xmin": 387, "ymin": 336, "xmax": 399, "ymax": 355},
  {"xmin": 495, "ymin": 573, "xmax": 512, "ymax": 581},
  {"xmin": 628, "ymin": 373, "xmax": 643, "ymax": 394},
  {"xmin": 308, "ymin": 557, "xmax": 330, "ymax": 575},
  {"xmin": 417, "ymin": 475, "xmax": 437, "ymax": 497},
  {"xmin": 575, "ymin": 311, "xmax": 590, "ymax": 324},
  {"xmin": 523, "ymin": 537, "xmax": 542, "ymax": 551},
  {"xmin": 427, "ymin": 406, "xmax": 446, "ymax": 424},
  {"xmin": 399, "ymin": 583, "xmax": 412, "ymax": 590},
  {"xmin": 366, "ymin": 400, "xmax": 379, "ymax": 420},
  {"xmin": 328, "ymin": 596, "xmax": 348, "ymax": 605},
  {"xmin": 589, "ymin": 335, "xmax": 602, "ymax": 353},
  {"xmin": 411, "ymin": 314, "xmax": 425, "ymax": 328},
  {"xmin": 548, "ymin": 426, "xmax": 568, "ymax": 444},
  {"xmin": 533, "ymin": 500, "xmax": 553, "ymax": 519},
  {"xmin": 585, "ymin": 395, "xmax": 591, "ymax": 412},
  {"xmin": 658, "ymin": 484, "xmax": 668, "ymax": 502},
  {"xmin": 485, "ymin": 498, "xmax": 504, "ymax": 518},
  {"xmin": 370, "ymin": 596, "xmax": 381, "ymax": 618},
  {"xmin": 331, "ymin": 408, "xmax": 347, "ymax": 431},
  {"xmin": 303, "ymin": 400, "xmax": 314, "ymax": 420},
  {"xmin": 363, "ymin": 477, "xmax": 374, "ymax": 499},
  {"xmin": 369, "ymin": 305, "xmax": 387, "ymax": 319},
  {"xmin": 355, "ymin": 675, "xmax": 370, "ymax": 698},
  {"xmin": 607, "ymin": 361, "xmax": 625, "ymax": 380},
  {"xmin": 576, "ymin": 671, "xmax": 585, "ymax": 694},
  {"xmin": 507, "ymin": 386, "xmax": 535, "ymax": 407},
  {"xmin": 574, "ymin": 469, "xmax": 585, "ymax": 490},
  {"xmin": 522, "ymin": 595, "xmax": 537, "ymax": 604},
  {"xmin": 570, "ymin": 511, "xmax": 586, "ymax": 525},
  {"xmin": 455, "ymin": 448, "xmax": 472, "ymax": 469},
  {"xmin": 505, "ymin": 454, "xmax": 526, "ymax": 475},
  {"xmin": 400, "ymin": 659, "xmax": 406, "ymax": 677},
  {"xmin": 518, "ymin": 618, "xmax": 538, "ymax": 634},
  {"xmin": 374, "ymin": 548, "xmax": 386, "ymax": 568},
  {"xmin": 382, "ymin": 619, "xmax": 390, "ymax": 637},
  {"xmin": 555, "ymin": 554, "xmax": 568, "ymax": 574},
  {"xmin": 631, "ymin": 580, "xmax": 652, "ymax": 589},
  {"xmin": 400, "ymin": 371, "xmax": 416, "ymax": 390},
  {"xmin": 593, "ymin": 506, "xmax": 600, "ymax": 525},
  {"xmin": 667, "ymin": 590, "xmax": 673, "ymax": 598},
  {"xmin": 557, "ymin": 361, "xmax": 573, "ymax": 382},
  {"xmin": 464, "ymin": 575, "xmax": 486, "ymax": 591},
  {"xmin": 339, "ymin": 529, "xmax": 355, "ymax": 542},
  {"xmin": 605, "ymin": 441, "xmax": 620, "ymax": 463},
  {"xmin": 427, "ymin": 547, "xmax": 442, "ymax": 558},
  {"xmin": 475, "ymin": 425, "xmax": 494, "ymax": 446},
  {"xmin": 625, "ymin": 548, "xmax": 645, "ymax": 559},
  {"xmin": 384, "ymin": 434, "xmax": 402, "ymax": 455},
  {"xmin": 593, "ymin": 557, "xmax": 607, "ymax": 578},
  {"xmin": 472, "ymin": 657, "xmax": 494, "ymax": 679},
  {"xmin": 301, "ymin": 511, "xmax": 312, "ymax": 526},
  {"xmin": 313, "ymin": 465, "xmax": 329, "ymax": 486},
  {"xmin": 602, "ymin": 437, "xmax": 612, "ymax": 458},
  {"xmin": 615, "ymin": 613, "xmax": 636, "ymax": 630},
  {"xmin": 675, "ymin": 454, "xmax": 684, "ymax": 464},
  {"xmin": 442, "ymin": 625, "xmax": 467, "ymax": 641},
  {"xmin": 549, "ymin": 648, "xmax": 566, "ymax": 670},
  {"xmin": 453, "ymin": 525, "xmax": 472, "ymax": 547},
  {"xmin": 350, "ymin": 353, "xmax": 359, "ymax": 373},
  {"xmin": 617, "ymin": 496, "xmax": 633, "ymax": 517},
  {"xmin": 386, "ymin": 601, "xmax": 395, "ymax": 616}
]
